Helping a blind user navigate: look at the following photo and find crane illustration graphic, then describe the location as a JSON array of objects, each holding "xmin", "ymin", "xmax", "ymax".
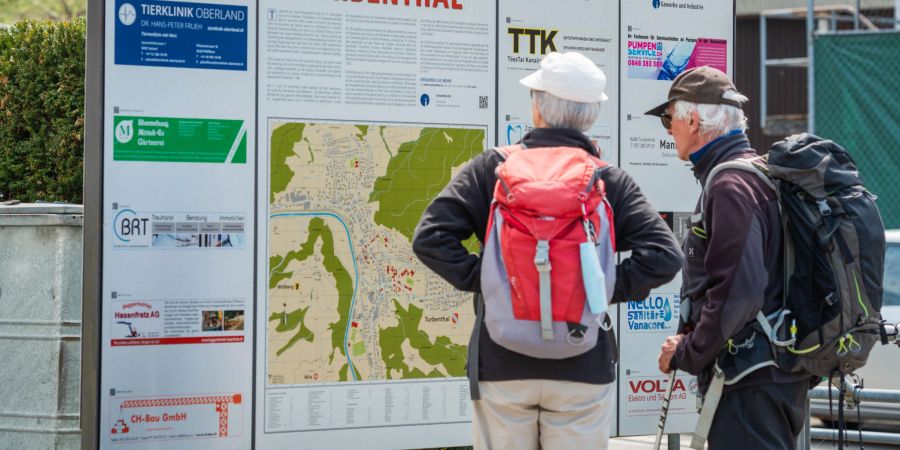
[{"xmin": 114, "ymin": 394, "xmax": 242, "ymax": 437}]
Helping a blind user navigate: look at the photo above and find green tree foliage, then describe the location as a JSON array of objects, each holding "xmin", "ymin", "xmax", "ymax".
[
  {"xmin": 0, "ymin": 0, "xmax": 86, "ymax": 23},
  {"xmin": 0, "ymin": 19, "xmax": 85, "ymax": 203}
]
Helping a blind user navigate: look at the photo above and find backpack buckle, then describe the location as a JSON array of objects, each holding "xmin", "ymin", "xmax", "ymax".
[
  {"xmin": 534, "ymin": 241, "xmax": 551, "ymax": 272},
  {"xmin": 817, "ymin": 199, "xmax": 832, "ymax": 216}
]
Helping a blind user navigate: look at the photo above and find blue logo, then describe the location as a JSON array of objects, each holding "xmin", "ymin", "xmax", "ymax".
[
  {"xmin": 113, "ymin": 209, "xmax": 149, "ymax": 243},
  {"xmin": 506, "ymin": 124, "xmax": 523, "ymax": 145},
  {"xmin": 626, "ymin": 295, "xmax": 679, "ymax": 332},
  {"xmin": 420, "ymin": 94, "xmax": 430, "ymax": 106},
  {"xmin": 652, "ymin": 0, "xmax": 661, "ymax": 8}
]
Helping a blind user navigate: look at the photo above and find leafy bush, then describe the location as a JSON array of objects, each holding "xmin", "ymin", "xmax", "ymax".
[{"xmin": 0, "ymin": 19, "xmax": 85, "ymax": 203}]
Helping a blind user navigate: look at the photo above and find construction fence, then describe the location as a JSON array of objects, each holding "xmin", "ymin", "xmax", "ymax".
[{"xmin": 814, "ymin": 30, "xmax": 900, "ymax": 229}]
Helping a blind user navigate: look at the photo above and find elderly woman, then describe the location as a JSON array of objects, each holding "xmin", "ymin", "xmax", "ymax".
[{"xmin": 413, "ymin": 52, "xmax": 681, "ymax": 450}]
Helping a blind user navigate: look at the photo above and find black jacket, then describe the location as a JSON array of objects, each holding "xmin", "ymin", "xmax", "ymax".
[
  {"xmin": 672, "ymin": 132, "xmax": 809, "ymax": 390},
  {"xmin": 412, "ymin": 128, "xmax": 682, "ymax": 385}
]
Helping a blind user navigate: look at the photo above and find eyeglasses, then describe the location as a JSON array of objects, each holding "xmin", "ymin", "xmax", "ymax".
[{"xmin": 660, "ymin": 113, "xmax": 673, "ymax": 130}]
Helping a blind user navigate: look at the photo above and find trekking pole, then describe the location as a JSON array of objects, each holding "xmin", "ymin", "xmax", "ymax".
[
  {"xmin": 653, "ymin": 369, "xmax": 678, "ymax": 450},
  {"xmin": 654, "ymin": 299, "xmax": 693, "ymax": 450}
]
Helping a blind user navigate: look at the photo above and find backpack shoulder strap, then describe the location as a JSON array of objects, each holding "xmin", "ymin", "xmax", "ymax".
[
  {"xmin": 703, "ymin": 156, "xmax": 776, "ymax": 201},
  {"xmin": 493, "ymin": 144, "xmax": 526, "ymax": 161},
  {"xmin": 698, "ymin": 156, "xmax": 776, "ymax": 227}
]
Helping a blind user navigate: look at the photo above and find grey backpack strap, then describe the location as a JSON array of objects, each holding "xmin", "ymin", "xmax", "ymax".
[
  {"xmin": 535, "ymin": 240, "xmax": 554, "ymax": 340},
  {"xmin": 703, "ymin": 158, "xmax": 775, "ymax": 200},
  {"xmin": 691, "ymin": 368, "xmax": 726, "ymax": 449},
  {"xmin": 699, "ymin": 157, "xmax": 775, "ymax": 225},
  {"xmin": 467, "ymin": 293, "xmax": 484, "ymax": 400}
]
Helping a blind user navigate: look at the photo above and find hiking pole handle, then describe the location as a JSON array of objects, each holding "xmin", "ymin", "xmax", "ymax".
[
  {"xmin": 880, "ymin": 321, "xmax": 899, "ymax": 348},
  {"xmin": 653, "ymin": 370, "xmax": 678, "ymax": 450},
  {"xmin": 888, "ymin": 322, "xmax": 899, "ymax": 347}
]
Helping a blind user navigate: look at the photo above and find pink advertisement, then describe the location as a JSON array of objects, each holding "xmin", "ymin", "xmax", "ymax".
[{"xmin": 626, "ymin": 37, "xmax": 727, "ymax": 80}]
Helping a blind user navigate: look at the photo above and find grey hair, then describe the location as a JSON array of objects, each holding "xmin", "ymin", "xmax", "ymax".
[
  {"xmin": 532, "ymin": 90, "xmax": 601, "ymax": 132},
  {"xmin": 673, "ymin": 90, "xmax": 749, "ymax": 138}
]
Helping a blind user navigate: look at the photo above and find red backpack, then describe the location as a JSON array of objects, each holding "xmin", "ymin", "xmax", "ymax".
[{"xmin": 480, "ymin": 144, "xmax": 617, "ymax": 359}]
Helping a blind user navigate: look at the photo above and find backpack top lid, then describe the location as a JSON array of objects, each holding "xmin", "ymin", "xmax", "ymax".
[
  {"xmin": 767, "ymin": 133, "xmax": 862, "ymax": 198},
  {"xmin": 494, "ymin": 146, "xmax": 605, "ymax": 218}
]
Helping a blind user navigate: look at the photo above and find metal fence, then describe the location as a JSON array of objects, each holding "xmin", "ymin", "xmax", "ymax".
[{"xmin": 0, "ymin": 204, "xmax": 83, "ymax": 449}]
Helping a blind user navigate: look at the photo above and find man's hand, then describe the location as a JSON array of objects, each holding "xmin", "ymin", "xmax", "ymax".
[{"xmin": 658, "ymin": 335, "xmax": 683, "ymax": 374}]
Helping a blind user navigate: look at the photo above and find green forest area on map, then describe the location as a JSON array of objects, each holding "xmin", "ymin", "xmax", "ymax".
[
  {"xmin": 368, "ymin": 127, "xmax": 484, "ymax": 242},
  {"xmin": 379, "ymin": 299, "xmax": 467, "ymax": 379}
]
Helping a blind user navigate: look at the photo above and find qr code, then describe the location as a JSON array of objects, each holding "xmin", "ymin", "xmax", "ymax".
[{"xmin": 479, "ymin": 96, "xmax": 489, "ymax": 109}]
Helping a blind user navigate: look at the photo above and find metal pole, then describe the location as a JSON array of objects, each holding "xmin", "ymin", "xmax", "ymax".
[
  {"xmin": 668, "ymin": 433, "xmax": 680, "ymax": 450},
  {"xmin": 807, "ymin": 0, "xmax": 815, "ymax": 134},
  {"xmin": 809, "ymin": 387, "xmax": 900, "ymax": 403},
  {"xmin": 798, "ymin": 397, "xmax": 811, "ymax": 450},
  {"xmin": 760, "ymin": 15, "xmax": 767, "ymax": 131},
  {"xmin": 811, "ymin": 429, "xmax": 900, "ymax": 446},
  {"xmin": 896, "ymin": 0, "xmax": 900, "ymax": 30},
  {"xmin": 856, "ymin": 0, "xmax": 861, "ymax": 30},
  {"xmin": 81, "ymin": 0, "xmax": 104, "ymax": 446}
]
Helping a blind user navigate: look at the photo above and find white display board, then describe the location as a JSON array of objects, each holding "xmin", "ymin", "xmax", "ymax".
[
  {"xmin": 497, "ymin": 0, "xmax": 619, "ymax": 165},
  {"xmin": 100, "ymin": 0, "xmax": 256, "ymax": 448},
  {"xmin": 93, "ymin": 0, "xmax": 734, "ymax": 447},
  {"xmin": 617, "ymin": 0, "xmax": 735, "ymax": 436},
  {"xmin": 255, "ymin": 1, "xmax": 495, "ymax": 448}
]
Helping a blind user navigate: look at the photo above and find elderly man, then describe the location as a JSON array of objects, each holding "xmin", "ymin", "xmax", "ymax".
[
  {"xmin": 412, "ymin": 52, "xmax": 681, "ymax": 450},
  {"xmin": 650, "ymin": 67, "xmax": 810, "ymax": 450}
]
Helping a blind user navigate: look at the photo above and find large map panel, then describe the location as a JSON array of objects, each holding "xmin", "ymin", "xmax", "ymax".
[{"xmin": 267, "ymin": 121, "xmax": 484, "ymax": 386}]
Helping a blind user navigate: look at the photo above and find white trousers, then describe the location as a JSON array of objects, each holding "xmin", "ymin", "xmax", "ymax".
[{"xmin": 472, "ymin": 379, "xmax": 614, "ymax": 450}]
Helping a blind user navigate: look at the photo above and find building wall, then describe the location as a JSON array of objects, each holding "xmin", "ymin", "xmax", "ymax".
[{"xmin": 735, "ymin": 16, "xmax": 808, "ymax": 152}]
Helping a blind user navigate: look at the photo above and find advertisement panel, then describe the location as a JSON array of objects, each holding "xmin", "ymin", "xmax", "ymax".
[
  {"xmin": 496, "ymin": 0, "xmax": 619, "ymax": 165},
  {"xmin": 617, "ymin": 0, "xmax": 735, "ymax": 436},
  {"xmin": 99, "ymin": 0, "xmax": 256, "ymax": 448}
]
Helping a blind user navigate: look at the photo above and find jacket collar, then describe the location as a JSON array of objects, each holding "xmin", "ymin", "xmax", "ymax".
[
  {"xmin": 520, "ymin": 128, "xmax": 600, "ymax": 157},
  {"xmin": 691, "ymin": 131, "xmax": 756, "ymax": 186},
  {"xmin": 689, "ymin": 129, "xmax": 744, "ymax": 165}
]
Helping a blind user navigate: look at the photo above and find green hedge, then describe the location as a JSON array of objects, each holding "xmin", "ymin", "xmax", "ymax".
[{"xmin": 0, "ymin": 19, "xmax": 85, "ymax": 204}]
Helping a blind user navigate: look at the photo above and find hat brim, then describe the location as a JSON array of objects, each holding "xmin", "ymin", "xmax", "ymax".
[
  {"xmin": 520, "ymin": 71, "xmax": 543, "ymax": 91},
  {"xmin": 519, "ymin": 71, "xmax": 610, "ymax": 103},
  {"xmin": 644, "ymin": 101, "xmax": 670, "ymax": 117}
]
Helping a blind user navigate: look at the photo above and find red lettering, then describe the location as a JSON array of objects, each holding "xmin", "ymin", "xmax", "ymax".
[{"xmin": 629, "ymin": 378, "xmax": 688, "ymax": 394}]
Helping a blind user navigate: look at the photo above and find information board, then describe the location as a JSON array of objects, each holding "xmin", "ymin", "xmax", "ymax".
[
  {"xmin": 88, "ymin": 1, "xmax": 735, "ymax": 448},
  {"xmin": 255, "ymin": 1, "xmax": 495, "ymax": 448},
  {"xmin": 99, "ymin": 0, "xmax": 255, "ymax": 448},
  {"xmin": 496, "ymin": 0, "xmax": 619, "ymax": 165},
  {"xmin": 617, "ymin": 0, "xmax": 735, "ymax": 436}
]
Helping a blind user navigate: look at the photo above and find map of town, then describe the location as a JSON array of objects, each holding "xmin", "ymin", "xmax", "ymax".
[{"xmin": 267, "ymin": 121, "xmax": 485, "ymax": 385}]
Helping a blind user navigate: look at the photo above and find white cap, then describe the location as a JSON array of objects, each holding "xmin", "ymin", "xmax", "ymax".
[{"xmin": 519, "ymin": 52, "xmax": 609, "ymax": 103}]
